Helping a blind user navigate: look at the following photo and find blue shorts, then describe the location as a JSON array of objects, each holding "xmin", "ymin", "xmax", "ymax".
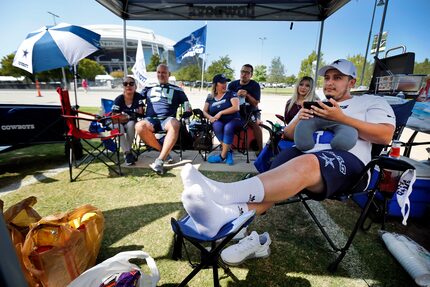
[
  {"xmin": 145, "ymin": 117, "xmax": 174, "ymax": 133},
  {"xmin": 270, "ymin": 148, "xmax": 367, "ymax": 200}
]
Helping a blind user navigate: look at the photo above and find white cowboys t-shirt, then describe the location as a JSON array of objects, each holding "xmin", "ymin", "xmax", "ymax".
[{"xmin": 294, "ymin": 94, "xmax": 396, "ymax": 165}]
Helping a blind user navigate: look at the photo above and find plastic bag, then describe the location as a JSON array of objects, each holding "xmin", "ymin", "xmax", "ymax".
[
  {"xmin": 21, "ymin": 204, "xmax": 104, "ymax": 287},
  {"xmin": 67, "ymin": 250, "xmax": 160, "ymax": 287},
  {"xmin": 2, "ymin": 196, "xmax": 42, "ymax": 286}
]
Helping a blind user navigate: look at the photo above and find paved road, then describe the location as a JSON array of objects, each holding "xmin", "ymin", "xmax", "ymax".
[{"xmin": 1, "ymin": 88, "xmax": 428, "ymax": 161}]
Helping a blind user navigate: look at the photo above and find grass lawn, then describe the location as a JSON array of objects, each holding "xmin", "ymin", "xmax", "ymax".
[
  {"xmin": 261, "ymin": 87, "xmax": 294, "ymax": 95},
  {"xmin": 0, "ymin": 145, "xmax": 418, "ymax": 286}
]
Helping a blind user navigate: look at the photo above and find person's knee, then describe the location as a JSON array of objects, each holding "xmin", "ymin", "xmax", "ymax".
[{"xmin": 136, "ymin": 120, "xmax": 154, "ymax": 135}]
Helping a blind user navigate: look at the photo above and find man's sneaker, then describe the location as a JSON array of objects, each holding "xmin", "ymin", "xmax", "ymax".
[
  {"xmin": 221, "ymin": 231, "xmax": 271, "ymax": 266},
  {"xmin": 125, "ymin": 152, "xmax": 136, "ymax": 166},
  {"xmin": 232, "ymin": 226, "xmax": 248, "ymax": 241},
  {"xmin": 207, "ymin": 154, "xmax": 226, "ymax": 164},
  {"xmin": 166, "ymin": 154, "xmax": 174, "ymax": 164},
  {"xmin": 150, "ymin": 158, "xmax": 165, "ymax": 175},
  {"xmin": 226, "ymin": 150, "xmax": 234, "ymax": 165}
]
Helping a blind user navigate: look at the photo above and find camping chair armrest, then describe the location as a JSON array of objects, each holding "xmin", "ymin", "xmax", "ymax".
[
  {"xmin": 373, "ymin": 156, "xmax": 415, "ymax": 172},
  {"xmin": 62, "ymin": 115, "xmax": 101, "ymax": 122}
]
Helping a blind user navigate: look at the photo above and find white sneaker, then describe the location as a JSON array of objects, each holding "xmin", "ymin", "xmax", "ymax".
[
  {"xmin": 221, "ymin": 231, "xmax": 271, "ymax": 266},
  {"xmin": 232, "ymin": 227, "xmax": 248, "ymax": 241}
]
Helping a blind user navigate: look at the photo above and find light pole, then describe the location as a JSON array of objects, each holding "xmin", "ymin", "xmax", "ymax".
[
  {"xmin": 259, "ymin": 37, "xmax": 267, "ymax": 64},
  {"xmin": 47, "ymin": 11, "xmax": 59, "ymax": 25},
  {"xmin": 375, "ymin": 0, "xmax": 389, "ymax": 59},
  {"xmin": 360, "ymin": 0, "xmax": 385, "ymax": 87}
]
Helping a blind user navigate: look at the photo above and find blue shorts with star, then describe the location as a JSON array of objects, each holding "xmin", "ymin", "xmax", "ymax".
[{"xmin": 270, "ymin": 147, "xmax": 367, "ymax": 200}]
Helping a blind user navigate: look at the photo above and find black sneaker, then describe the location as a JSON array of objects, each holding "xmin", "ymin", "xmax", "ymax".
[
  {"xmin": 125, "ymin": 152, "xmax": 136, "ymax": 166},
  {"xmin": 150, "ymin": 158, "xmax": 165, "ymax": 175}
]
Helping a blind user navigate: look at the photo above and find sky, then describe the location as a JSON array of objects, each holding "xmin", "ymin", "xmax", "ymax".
[{"xmin": 1, "ymin": 0, "xmax": 429, "ymax": 78}]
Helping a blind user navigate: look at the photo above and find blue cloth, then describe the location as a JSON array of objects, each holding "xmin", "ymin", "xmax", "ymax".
[
  {"xmin": 205, "ymin": 91, "xmax": 240, "ymax": 121},
  {"xmin": 212, "ymin": 118, "xmax": 242, "ymax": 145},
  {"xmin": 174, "ymin": 25, "xmax": 207, "ymax": 63},
  {"xmin": 141, "ymin": 84, "xmax": 189, "ymax": 119}
]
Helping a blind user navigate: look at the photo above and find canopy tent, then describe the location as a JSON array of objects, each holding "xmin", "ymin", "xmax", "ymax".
[
  {"xmin": 95, "ymin": 0, "xmax": 349, "ymax": 21},
  {"xmin": 96, "ymin": 0, "xmax": 350, "ymax": 79}
]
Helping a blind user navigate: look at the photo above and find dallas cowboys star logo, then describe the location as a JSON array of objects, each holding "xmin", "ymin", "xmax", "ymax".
[
  {"xmin": 23, "ymin": 49, "xmax": 29, "ymax": 58},
  {"xmin": 320, "ymin": 153, "xmax": 335, "ymax": 168},
  {"xmin": 186, "ymin": 33, "xmax": 199, "ymax": 46},
  {"xmin": 333, "ymin": 59, "xmax": 341, "ymax": 65}
]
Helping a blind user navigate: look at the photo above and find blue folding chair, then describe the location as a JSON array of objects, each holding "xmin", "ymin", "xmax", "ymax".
[{"xmin": 171, "ymin": 210, "xmax": 255, "ymax": 287}]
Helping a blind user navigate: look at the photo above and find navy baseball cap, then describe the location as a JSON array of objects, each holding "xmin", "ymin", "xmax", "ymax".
[{"xmin": 212, "ymin": 74, "xmax": 230, "ymax": 84}]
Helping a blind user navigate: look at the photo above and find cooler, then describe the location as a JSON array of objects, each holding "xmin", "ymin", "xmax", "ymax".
[{"xmin": 353, "ymin": 157, "xmax": 430, "ymax": 218}]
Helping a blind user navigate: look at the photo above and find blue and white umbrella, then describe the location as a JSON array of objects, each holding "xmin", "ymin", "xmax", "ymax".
[{"xmin": 13, "ymin": 23, "xmax": 101, "ymax": 73}]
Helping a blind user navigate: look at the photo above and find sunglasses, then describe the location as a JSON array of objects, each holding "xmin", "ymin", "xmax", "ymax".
[{"xmin": 123, "ymin": 82, "xmax": 135, "ymax": 87}]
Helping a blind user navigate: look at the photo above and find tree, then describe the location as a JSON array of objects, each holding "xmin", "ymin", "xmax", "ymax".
[
  {"xmin": 347, "ymin": 54, "xmax": 372, "ymax": 87},
  {"xmin": 77, "ymin": 59, "xmax": 105, "ymax": 81},
  {"xmin": 298, "ymin": 51, "xmax": 318, "ymax": 80},
  {"xmin": 415, "ymin": 58, "xmax": 430, "ymax": 75},
  {"xmin": 268, "ymin": 57, "xmax": 285, "ymax": 83},
  {"xmin": 146, "ymin": 54, "xmax": 167, "ymax": 72},
  {"xmin": 253, "ymin": 65, "xmax": 267, "ymax": 83},
  {"xmin": 205, "ymin": 56, "xmax": 234, "ymax": 81},
  {"xmin": 0, "ymin": 53, "xmax": 33, "ymax": 79},
  {"xmin": 285, "ymin": 74, "xmax": 297, "ymax": 86},
  {"xmin": 110, "ymin": 70, "xmax": 124, "ymax": 78},
  {"xmin": 173, "ymin": 64, "xmax": 201, "ymax": 81}
]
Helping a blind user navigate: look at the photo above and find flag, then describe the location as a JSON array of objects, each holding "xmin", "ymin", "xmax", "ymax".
[
  {"xmin": 132, "ymin": 39, "xmax": 147, "ymax": 87},
  {"xmin": 174, "ymin": 25, "xmax": 207, "ymax": 63}
]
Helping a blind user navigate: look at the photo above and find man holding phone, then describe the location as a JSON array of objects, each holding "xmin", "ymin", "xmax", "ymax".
[{"xmin": 179, "ymin": 59, "xmax": 396, "ymax": 253}]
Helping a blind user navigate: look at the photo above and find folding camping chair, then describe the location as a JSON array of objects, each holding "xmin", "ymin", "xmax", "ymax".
[
  {"xmin": 189, "ymin": 108, "xmax": 214, "ymax": 161},
  {"xmin": 171, "ymin": 210, "xmax": 255, "ymax": 287},
  {"xmin": 273, "ymin": 99, "xmax": 416, "ymax": 271},
  {"xmin": 57, "ymin": 88, "xmax": 123, "ymax": 182},
  {"xmin": 231, "ymin": 106, "xmax": 261, "ymax": 163}
]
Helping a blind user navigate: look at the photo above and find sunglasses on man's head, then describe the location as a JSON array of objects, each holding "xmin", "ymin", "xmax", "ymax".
[{"xmin": 123, "ymin": 82, "xmax": 135, "ymax": 87}]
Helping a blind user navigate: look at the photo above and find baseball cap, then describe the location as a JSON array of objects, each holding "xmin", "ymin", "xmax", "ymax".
[
  {"xmin": 212, "ymin": 74, "xmax": 231, "ymax": 84},
  {"xmin": 317, "ymin": 59, "xmax": 357, "ymax": 79}
]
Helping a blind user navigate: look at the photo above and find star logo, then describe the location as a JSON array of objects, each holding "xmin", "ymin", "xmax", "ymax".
[
  {"xmin": 332, "ymin": 59, "xmax": 341, "ymax": 65},
  {"xmin": 320, "ymin": 153, "xmax": 335, "ymax": 168},
  {"xmin": 23, "ymin": 49, "xmax": 29, "ymax": 58},
  {"xmin": 186, "ymin": 33, "xmax": 199, "ymax": 47}
]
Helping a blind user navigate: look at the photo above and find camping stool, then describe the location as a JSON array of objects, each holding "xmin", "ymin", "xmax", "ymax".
[{"xmin": 171, "ymin": 210, "xmax": 256, "ymax": 287}]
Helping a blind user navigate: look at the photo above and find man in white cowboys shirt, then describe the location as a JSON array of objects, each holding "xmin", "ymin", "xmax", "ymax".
[{"xmin": 179, "ymin": 59, "xmax": 396, "ymax": 265}]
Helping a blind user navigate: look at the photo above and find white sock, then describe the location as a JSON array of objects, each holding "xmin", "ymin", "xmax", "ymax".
[
  {"xmin": 181, "ymin": 164, "xmax": 265, "ymax": 204},
  {"xmin": 181, "ymin": 184, "xmax": 248, "ymax": 238}
]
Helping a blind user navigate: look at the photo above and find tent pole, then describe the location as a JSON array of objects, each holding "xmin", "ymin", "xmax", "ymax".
[
  {"xmin": 314, "ymin": 20, "xmax": 324, "ymax": 87},
  {"xmin": 200, "ymin": 54, "xmax": 205, "ymax": 91},
  {"xmin": 73, "ymin": 64, "xmax": 78, "ymax": 107},
  {"xmin": 123, "ymin": 19, "xmax": 128, "ymax": 77}
]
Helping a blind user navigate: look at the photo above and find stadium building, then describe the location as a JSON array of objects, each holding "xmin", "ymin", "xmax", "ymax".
[{"xmin": 84, "ymin": 24, "xmax": 178, "ymax": 73}]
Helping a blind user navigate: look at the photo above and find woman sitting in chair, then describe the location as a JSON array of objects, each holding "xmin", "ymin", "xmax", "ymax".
[
  {"xmin": 203, "ymin": 74, "xmax": 242, "ymax": 165},
  {"xmin": 112, "ymin": 76, "xmax": 145, "ymax": 165},
  {"xmin": 283, "ymin": 76, "xmax": 318, "ymax": 124}
]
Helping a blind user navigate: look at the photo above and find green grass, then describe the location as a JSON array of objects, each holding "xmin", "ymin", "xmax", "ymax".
[
  {"xmin": 0, "ymin": 145, "xmax": 416, "ymax": 287},
  {"xmin": 261, "ymin": 87, "xmax": 294, "ymax": 95}
]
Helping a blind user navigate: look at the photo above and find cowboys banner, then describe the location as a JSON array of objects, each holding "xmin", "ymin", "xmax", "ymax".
[{"xmin": 174, "ymin": 25, "xmax": 207, "ymax": 63}]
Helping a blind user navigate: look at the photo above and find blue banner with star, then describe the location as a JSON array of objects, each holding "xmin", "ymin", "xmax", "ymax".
[{"xmin": 174, "ymin": 25, "xmax": 207, "ymax": 63}]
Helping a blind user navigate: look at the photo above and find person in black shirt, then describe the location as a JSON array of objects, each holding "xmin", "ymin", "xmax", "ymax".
[
  {"xmin": 112, "ymin": 76, "xmax": 145, "ymax": 165},
  {"xmin": 228, "ymin": 64, "xmax": 263, "ymax": 152}
]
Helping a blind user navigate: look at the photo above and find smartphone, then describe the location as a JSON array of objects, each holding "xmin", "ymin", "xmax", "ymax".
[{"xmin": 303, "ymin": 101, "xmax": 333, "ymax": 109}]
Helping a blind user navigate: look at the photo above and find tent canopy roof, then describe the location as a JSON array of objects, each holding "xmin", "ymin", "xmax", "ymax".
[{"xmin": 96, "ymin": 0, "xmax": 349, "ymax": 21}]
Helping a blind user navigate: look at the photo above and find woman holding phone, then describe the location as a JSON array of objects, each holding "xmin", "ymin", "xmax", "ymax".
[{"xmin": 283, "ymin": 76, "xmax": 317, "ymax": 124}]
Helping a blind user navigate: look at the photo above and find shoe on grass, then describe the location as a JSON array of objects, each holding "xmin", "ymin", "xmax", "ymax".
[
  {"xmin": 208, "ymin": 154, "xmax": 225, "ymax": 164},
  {"xmin": 226, "ymin": 150, "xmax": 234, "ymax": 165},
  {"xmin": 221, "ymin": 231, "xmax": 271, "ymax": 266},
  {"xmin": 125, "ymin": 152, "xmax": 136, "ymax": 166},
  {"xmin": 150, "ymin": 158, "xmax": 165, "ymax": 175}
]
